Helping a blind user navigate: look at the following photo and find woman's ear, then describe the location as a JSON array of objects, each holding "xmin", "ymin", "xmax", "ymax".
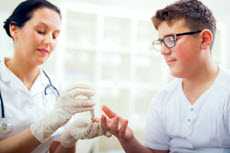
[
  {"xmin": 200, "ymin": 29, "xmax": 213, "ymax": 50},
  {"xmin": 9, "ymin": 22, "xmax": 18, "ymax": 40}
]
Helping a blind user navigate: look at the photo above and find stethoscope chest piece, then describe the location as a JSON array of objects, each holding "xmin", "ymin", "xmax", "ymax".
[{"xmin": 0, "ymin": 118, "xmax": 11, "ymax": 133}]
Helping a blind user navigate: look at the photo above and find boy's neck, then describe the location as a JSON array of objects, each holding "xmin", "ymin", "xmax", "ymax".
[
  {"xmin": 182, "ymin": 63, "xmax": 219, "ymax": 104},
  {"xmin": 183, "ymin": 62, "xmax": 218, "ymax": 87}
]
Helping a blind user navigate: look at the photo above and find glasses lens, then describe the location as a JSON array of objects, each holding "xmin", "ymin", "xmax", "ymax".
[
  {"xmin": 152, "ymin": 40, "xmax": 162, "ymax": 52},
  {"xmin": 163, "ymin": 35, "xmax": 176, "ymax": 48}
]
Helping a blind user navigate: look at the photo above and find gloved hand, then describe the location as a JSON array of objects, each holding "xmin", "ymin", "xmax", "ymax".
[
  {"xmin": 59, "ymin": 118, "xmax": 104, "ymax": 148},
  {"xmin": 31, "ymin": 83, "xmax": 95, "ymax": 143}
]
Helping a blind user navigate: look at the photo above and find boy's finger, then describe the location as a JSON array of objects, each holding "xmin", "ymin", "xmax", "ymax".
[{"xmin": 102, "ymin": 105, "xmax": 117, "ymax": 118}]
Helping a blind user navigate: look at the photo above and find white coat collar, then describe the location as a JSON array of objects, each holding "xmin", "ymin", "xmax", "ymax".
[
  {"xmin": 0, "ymin": 58, "xmax": 51, "ymax": 96},
  {"xmin": 0, "ymin": 58, "xmax": 12, "ymax": 83}
]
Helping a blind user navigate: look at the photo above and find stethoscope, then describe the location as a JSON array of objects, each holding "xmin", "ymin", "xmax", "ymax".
[{"xmin": 0, "ymin": 70, "xmax": 60, "ymax": 133}]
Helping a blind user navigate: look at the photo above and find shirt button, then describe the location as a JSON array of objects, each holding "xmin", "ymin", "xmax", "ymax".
[
  {"xmin": 190, "ymin": 108, "xmax": 194, "ymax": 111},
  {"xmin": 187, "ymin": 119, "xmax": 191, "ymax": 122}
]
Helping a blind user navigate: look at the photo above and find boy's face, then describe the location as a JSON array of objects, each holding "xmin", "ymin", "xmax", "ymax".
[{"xmin": 157, "ymin": 19, "xmax": 202, "ymax": 78}]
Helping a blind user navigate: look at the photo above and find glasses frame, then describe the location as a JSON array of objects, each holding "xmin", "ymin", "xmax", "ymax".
[{"xmin": 152, "ymin": 30, "xmax": 202, "ymax": 51}]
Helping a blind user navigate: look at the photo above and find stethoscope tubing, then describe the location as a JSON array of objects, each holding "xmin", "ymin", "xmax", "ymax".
[
  {"xmin": 0, "ymin": 70, "xmax": 59, "ymax": 118},
  {"xmin": 0, "ymin": 92, "xmax": 5, "ymax": 118}
]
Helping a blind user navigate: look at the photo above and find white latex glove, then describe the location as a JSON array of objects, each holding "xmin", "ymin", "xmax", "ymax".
[
  {"xmin": 59, "ymin": 118, "xmax": 104, "ymax": 148},
  {"xmin": 31, "ymin": 83, "xmax": 95, "ymax": 143}
]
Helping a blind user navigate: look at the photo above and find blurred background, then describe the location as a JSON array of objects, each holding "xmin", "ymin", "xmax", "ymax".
[{"xmin": 0, "ymin": 0, "xmax": 230, "ymax": 153}]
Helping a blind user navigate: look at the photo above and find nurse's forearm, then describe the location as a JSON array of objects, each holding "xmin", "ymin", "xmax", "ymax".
[
  {"xmin": 51, "ymin": 146, "xmax": 75, "ymax": 153},
  {"xmin": 0, "ymin": 128, "xmax": 40, "ymax": 153},
  {"xmin": 49, "ymin": 141, "xmax": 75, "ymax": 153}
]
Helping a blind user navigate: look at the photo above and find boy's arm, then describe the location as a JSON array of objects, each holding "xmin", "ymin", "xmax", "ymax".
[{"xmin": 101, "ymin": 105, "xmax": 169, "ymax": 153}]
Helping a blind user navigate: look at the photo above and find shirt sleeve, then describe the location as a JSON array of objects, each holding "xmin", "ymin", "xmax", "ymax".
[{"xmin": 144, "ymin": 93, "xmax": 170, "ymax": 151}]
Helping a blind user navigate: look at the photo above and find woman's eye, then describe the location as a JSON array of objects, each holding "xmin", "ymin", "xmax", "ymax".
[
  {"xmin": 37, "ymin": 30, "xmax": 46, "ymax": 35},
  {"xmin": 53, "ymin": 33, "xmax": 59, "ymax": 40}
]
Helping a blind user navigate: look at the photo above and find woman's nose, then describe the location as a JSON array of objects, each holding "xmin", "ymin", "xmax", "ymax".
[{"xmin": 43, "ymin": 34, "xmax": 53, "ymax": 44}]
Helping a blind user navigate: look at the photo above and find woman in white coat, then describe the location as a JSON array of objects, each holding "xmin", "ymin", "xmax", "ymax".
[{"xmin": 0, "ymin": 0, "xmax": 102, "ymax": 153}]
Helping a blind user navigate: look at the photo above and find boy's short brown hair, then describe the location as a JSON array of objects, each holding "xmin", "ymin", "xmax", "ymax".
[{"xmin": 152, "ymin": 0, "xmax": 216, "ymax": 37}]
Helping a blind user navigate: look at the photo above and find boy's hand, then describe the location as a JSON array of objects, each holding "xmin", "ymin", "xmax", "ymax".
[{"xmin": 101, "ymin": 105, "xmax": 133, "ymax": 142}]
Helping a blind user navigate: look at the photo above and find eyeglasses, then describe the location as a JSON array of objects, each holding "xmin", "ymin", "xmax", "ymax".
[{"xmin": 152, "ymin": 30, "xmax": 201, "ymax": 52}]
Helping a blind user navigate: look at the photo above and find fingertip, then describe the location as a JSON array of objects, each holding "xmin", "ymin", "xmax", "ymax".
[
  {"xmin": 73, "ymin": 88, "xmax": 95, "ymax": 98},
  {"xmin": 101, "ymin": 105, "xmax": 109, "ymax": 115},
  {"xmin": 101, "ymin": 105, "xmax": 107, "ymax": 111},
  {"xmin": 102, "ymin": 105, "xmax": 117, "ymax": 118},
  {"xmin": 87, "ymin": 90, "xmax": 96, "ymax": 97}
]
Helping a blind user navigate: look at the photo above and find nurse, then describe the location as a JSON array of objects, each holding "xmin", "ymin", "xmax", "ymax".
[{"xmin": 0, "ymin": 0, "xmax": 96, "ymax": 153}]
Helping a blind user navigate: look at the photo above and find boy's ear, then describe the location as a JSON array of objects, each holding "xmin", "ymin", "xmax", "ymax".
[{"xmin": 200, "ymin": 29, "xmax": 213, "ymax": 49}]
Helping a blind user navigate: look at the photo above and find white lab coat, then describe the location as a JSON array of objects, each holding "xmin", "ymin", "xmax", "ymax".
[{"xmin": 0, "ymin": 58, "xmax": 58, "ymax": 153}]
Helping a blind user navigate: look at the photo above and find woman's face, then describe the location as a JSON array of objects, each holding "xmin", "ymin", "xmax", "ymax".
[{"xmin": 11, "ymin": 7, "xmax": 61, "ymax": 66}]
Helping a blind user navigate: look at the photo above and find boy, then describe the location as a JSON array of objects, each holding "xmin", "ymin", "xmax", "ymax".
[{"xmin": 101, "ymin": 0, "xmax": 230, "ymax": 152}]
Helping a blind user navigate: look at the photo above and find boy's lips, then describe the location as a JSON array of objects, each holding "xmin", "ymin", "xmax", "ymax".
[{"xmin": 166, "ymin": 58, "xmax": 177, "ymax": 64}]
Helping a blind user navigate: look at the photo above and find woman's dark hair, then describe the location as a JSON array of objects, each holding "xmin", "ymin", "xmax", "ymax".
[{"xmin": 3, "ymin": 0, "xmax": 61, "ymax": 38}]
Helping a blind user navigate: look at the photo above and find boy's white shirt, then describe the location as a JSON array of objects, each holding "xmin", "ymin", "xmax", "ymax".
[{"xmin": 144, "ymin": 67, "xmax": 230, "ymax": 153}]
